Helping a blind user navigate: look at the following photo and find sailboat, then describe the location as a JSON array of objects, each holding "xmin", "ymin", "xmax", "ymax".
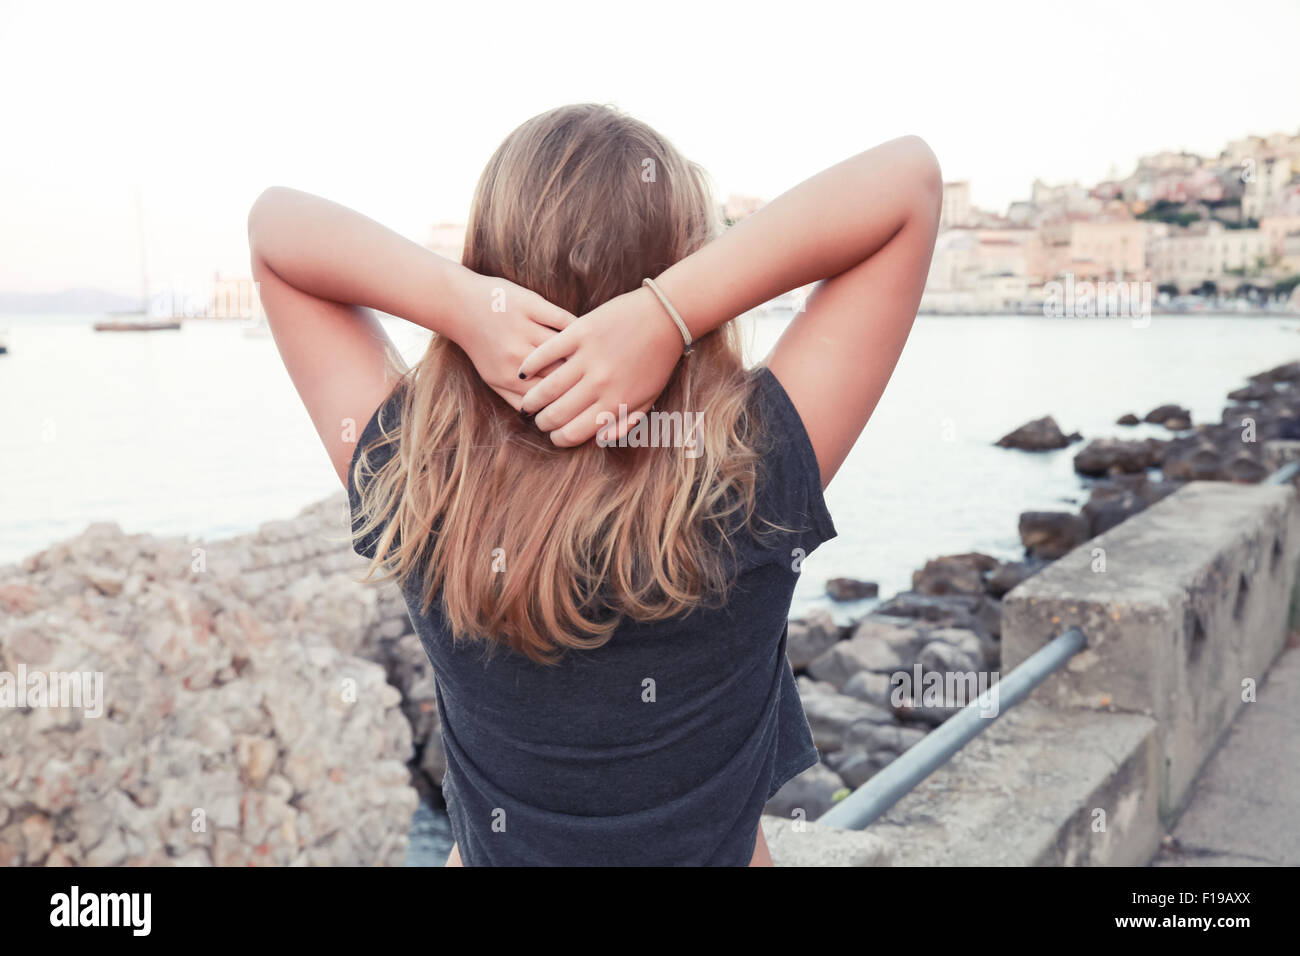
[{"xmin": 94, "ymin": 189, "xmax": 182, "ymax": 332}]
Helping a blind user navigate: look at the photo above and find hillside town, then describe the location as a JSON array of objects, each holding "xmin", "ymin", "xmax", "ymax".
[
  {"xmin": 919, "ymin": 129, "xmax": 1300, "ymax": 313},
  {"xmin": 423, "ymin": 131, "xmax": 1300, "ymax": 317}
]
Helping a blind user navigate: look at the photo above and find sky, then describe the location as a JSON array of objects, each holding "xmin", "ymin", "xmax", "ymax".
[{"xmin": 1, "ymin": 0, "xmax": 1298, "ymax": 296}]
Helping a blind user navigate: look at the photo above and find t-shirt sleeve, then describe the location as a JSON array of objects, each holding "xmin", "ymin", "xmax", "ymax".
[
  {"xmin": 345, "ymin": 386, "xmax": 405, "ymax": 560},
  {"xmin": 740, "ymin": 366, "xmax": 838, "ymax": 568}
]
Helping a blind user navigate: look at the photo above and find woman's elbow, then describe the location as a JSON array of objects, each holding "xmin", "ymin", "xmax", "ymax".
[
  {"xmin": 246, "ymin": 185, "xmax": 291, "ymax": 259},
  {"xmin": 898, "ymin": 135, "xmax": 943, "ymax": 226}
]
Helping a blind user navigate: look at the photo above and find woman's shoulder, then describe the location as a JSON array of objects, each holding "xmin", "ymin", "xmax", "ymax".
[{"xmin": 739, "ymin": 364, "xmax": 838, "ymax": 563}]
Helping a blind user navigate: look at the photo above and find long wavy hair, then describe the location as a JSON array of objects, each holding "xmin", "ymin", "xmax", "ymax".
[{"xmin": 351, "ymin": 103, "xmax": 771, "ymax": 663}]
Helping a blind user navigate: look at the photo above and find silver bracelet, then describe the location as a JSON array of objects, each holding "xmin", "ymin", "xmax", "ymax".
[{"xmin": 642, "ymin": 277, "xmax": 693, "ymax": 355}]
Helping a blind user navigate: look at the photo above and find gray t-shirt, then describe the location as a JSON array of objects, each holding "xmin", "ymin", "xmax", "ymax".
[{"xmin": 348, "ymin": 365, "xmax": 836, "ymax": 865}]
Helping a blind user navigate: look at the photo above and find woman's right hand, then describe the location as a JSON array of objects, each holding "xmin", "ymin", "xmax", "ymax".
[{"xmin": 515, "ymin": 285, "xmax": 684, "ymax": 446}]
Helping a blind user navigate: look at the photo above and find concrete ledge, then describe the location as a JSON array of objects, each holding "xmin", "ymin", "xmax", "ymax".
[
  {"xmin": 1001, "ymin": 480, "xmax": 1300, "ymax": 821},
  {"xmin": 762, "ymin": 817, "xmax": 892, "ymax": 867},
  {"xmin": 861, "ymin": 702, "xmax": 1160, "ymax": 865}
]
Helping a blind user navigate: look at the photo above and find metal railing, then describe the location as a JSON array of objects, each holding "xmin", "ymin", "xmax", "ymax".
[
  {"xmin": 820, "ymin": 456, "xmax": 1300, "ymax": 831},
  {"xmin": 819, "ymin": 626, "xmax": 1086, "ymax": 829}
]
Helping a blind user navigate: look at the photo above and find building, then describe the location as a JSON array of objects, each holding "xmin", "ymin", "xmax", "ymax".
[
  {"xmin": 941, "ymin": 181, "xmax": 973, "ymax": 229},
  {"xmin": 1149, "ymin": 221, "xmax": 1270, "ymax": 291},
  {"xmin": 1067, "ymin": 219, "xmax": 1148, "ymax": 280}
]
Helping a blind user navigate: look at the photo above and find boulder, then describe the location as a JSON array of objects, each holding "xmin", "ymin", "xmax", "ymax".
[
  {"xmin": 1018, "ymin": 511, "xmax": 1088, "ymax": 560},
  {"xmin": 912, "ymin": 552, "xmax": 996, "ymax": 597},
  {"xmin": 786, "ymin": 608, "xmax": 840, "ymax": 670},
  {"xmin": 1073, "ymin": 437, "xmax": 1168, "ymax": 476},
  {"xmin": 763, "ymin": 763, "xmax": 846, "ymax": 821},
  {"xmin": 994, "ymin": 416, "xmax": 1081, "ymax": 451},
  {"xmin": 985, "ymin": 560, "xmax": 1043, "ymax": 598},
  {"xmin": 798, "ymin": 687, "xmax": 895, "ymax": 751},
  {"xmin": 807, "ymin": 630, "xmax": 912, "ymax": 689},
  {"xmin": 1143, "ymin": 404, "xmax": 1192, "ymax": 429},
  {"xmin": 824, "ymin": 577, "xmax": 878, "ymax": 601}
]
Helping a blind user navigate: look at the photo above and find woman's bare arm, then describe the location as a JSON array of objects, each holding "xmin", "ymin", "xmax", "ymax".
[
  {"xmin": 518, "ymin": 135, "xmax": 942, "ymax": 487},
  {"xmin": 247, "ymin": 187, "xmax": 573, "ymax": 486}
]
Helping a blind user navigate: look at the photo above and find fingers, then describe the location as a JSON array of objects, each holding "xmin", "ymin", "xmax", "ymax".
[
  {"xmin": 530, "ymin": 295, "xmax": 575, "ymax": 332},
  {"xmin": 520, "ymin": 360, "xmax": 583, "ymax": 414},
  {"xmin": 518, "ymin": 328, "xmax": 578, "ymax": 379},
  {"xmin": 532, "ymin": 381, "xmax": 598, "ymax": 433},
  {"xmin": 599, "ymin": 401, "xmax": 653, "ymax": 443},
  {"xmin": 550, "ymin": 401, "xmax": 607, "ymax": 448}
]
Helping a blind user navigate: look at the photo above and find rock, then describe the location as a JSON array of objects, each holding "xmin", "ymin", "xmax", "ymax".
[
  {"xmin": 82, "ymin": 566, "xmax": 126, "ymax": 597},
  {"xmin": 841, "ymin": 671, "xmax": 894, "ymax": 710},
  {"xmin": 1073, "ymin": 437, "xmax": 1167, "ymax": 476},
  {"xmin": 917, "ymin": 638, "xmax": 981, "ymax": 677},
  {"xmin": 0, "ymin": 512, "xmax": 418, "ymax": 867},
  {"xmin": 849, "ymin": 616, "xmax": 929, "ymax": 662},
  {"xmin": 924, "ymin": 627, "xmax": 984, "ymax": 663},
  {"xmin": 763, "ymin": 763, "xmax": 846, "ymax": 821},
  {"xmin": 1082, "ymin": 482, "xmax": 1148, "ymax": 537},
  {"xmin": 799, "ymin": 688, "xmax": 895, "ymax": 751},
  {"xmin": 1143, "ymin": 404, "xmax": 1192, "ymax": 429},
  {"xmin": 1116, "ymin": 413, "xmax": 1140, "ymax": 426},
  {"xmin": 1018, "ymin": 511, "xmax": 1088, "ymax": 560},
  {"xmin": 873, "ymin": 591, "xmax": 980, "ymax": 623},
  {"xmin": 995, "ymin": 416, "xmax": 1081, "ymax": 451},
  {"xmin": 1249, "ymin": 360, "xmax": 1300, "ymax": 384},
  {"xmin": 824, "ymin": 577, "xmax": 878, "ymax": 601},
  {"xmin": 912, "ymin": 553, "xmax": 996, "ymax": 597},
  {"xmin": 786, "ymin": 609, "xmax": 840, "ymax": 670},
  {"xmin": 825, "ymin": 748, "xmax": 896, "ymax": 789},
  {"xmin": 1227, "ymin": 381, "xmax": 1273, "ymax": 402},
  {"xmin": 807, "ymin": 631, "xmax": 911, "ymax": 689},
  {"xmin": 985, "ymin": 560, "xmax": 1042, "ymax": 598}
]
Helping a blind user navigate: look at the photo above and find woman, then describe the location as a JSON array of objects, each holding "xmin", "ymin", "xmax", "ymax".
[{"xmin": 247, "ymin": 103, "xmax": 940, "ymax": 866}]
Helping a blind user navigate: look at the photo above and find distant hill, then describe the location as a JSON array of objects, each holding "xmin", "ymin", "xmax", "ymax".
[{"xmin": 0, "ymin": 288, "xmax": 144, "ymax": 315}]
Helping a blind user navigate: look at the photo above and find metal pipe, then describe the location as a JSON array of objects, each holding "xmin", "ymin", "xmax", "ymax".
[
  {"xmin": 1266, "ymin": 459, "xmax": 1300, "ymax": 486},
  {"xmin": 818, "ymin": 626, "xmax": 1087, "ymax": 830}
]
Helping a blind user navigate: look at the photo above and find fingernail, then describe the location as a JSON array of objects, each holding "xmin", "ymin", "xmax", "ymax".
[
  {"xmin": 519, "ymin": 409, "xmax": 534, "ymax": 424},
  {"xmin": 518, "ymin": 371, "xmax": 527, "ymax": 380}
]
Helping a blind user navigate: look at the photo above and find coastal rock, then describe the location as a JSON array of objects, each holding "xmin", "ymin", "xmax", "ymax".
[
  {"xmin": 825, "ymin": 748, "xmax": 896, "ymax": 789},
  {"xmin": 1227, "ymin": 381, "xmax": 1273, "ymax": 402},
  {"xmin": 1143, "ymin": 404, "xmax": 1193, "ymax": 429},
  {"xmin": 985, "ymin": 560, "xmax": 1044, "ymax": 598},
  {"xmin": 0, "ymin": 514, "xmax": 418, "ymax": 867},
  {"xmin": 994, "ymin": 416, "xmax": 1081, "ymax": 451},
  {"xmin": 763, "ymin": 763, "xmax": 846, "ymax": 821},
  {"xmin": 807, "ymin": 624, "xmax": 918, "ymax": 688},
  {"xmin": 912, "ymin": 552, "xmax": 996, "ymax": 597},
  {"xmin": 1116, "ymin": 413, "xmax": 1140, "ymax": 426},
  {"xmin": 841, "ymin": 670, "xmax": 895, "ymax": 710},
  {"xmin": 786, "ymin": 608, "xmax": 840, "ymax": 670},
  {"xmin": 1249, "ymin": 360, "xmax": 1300, "ymax": 384},
  {"xmin": 824, "ymin": 577, "xmax": 878, "ymax": 601},
  {"xmin": 799, "ymin": 686, "xmax": 895, "ymax": 751},
  {"xmin": 1073, "ymin": 437, "xmax": 1168, "ymax": 476},
  {"xmin": 849, "ymin": 616, "xmax": 929, "ymax": 661},
  {"xmin": 1018, "ymin": 511, "xmax": 1088, "ymax": 560}
]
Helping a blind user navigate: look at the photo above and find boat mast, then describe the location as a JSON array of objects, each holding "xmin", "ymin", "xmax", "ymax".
[{"xmin": 135, "ymin": 187, "xmax": 149, "ymax": 314}]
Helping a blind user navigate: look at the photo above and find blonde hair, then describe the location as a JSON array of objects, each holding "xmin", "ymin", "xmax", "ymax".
[{"xmin": 352, "ymin": 103, "xmax": 769, "ymax": 663}]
